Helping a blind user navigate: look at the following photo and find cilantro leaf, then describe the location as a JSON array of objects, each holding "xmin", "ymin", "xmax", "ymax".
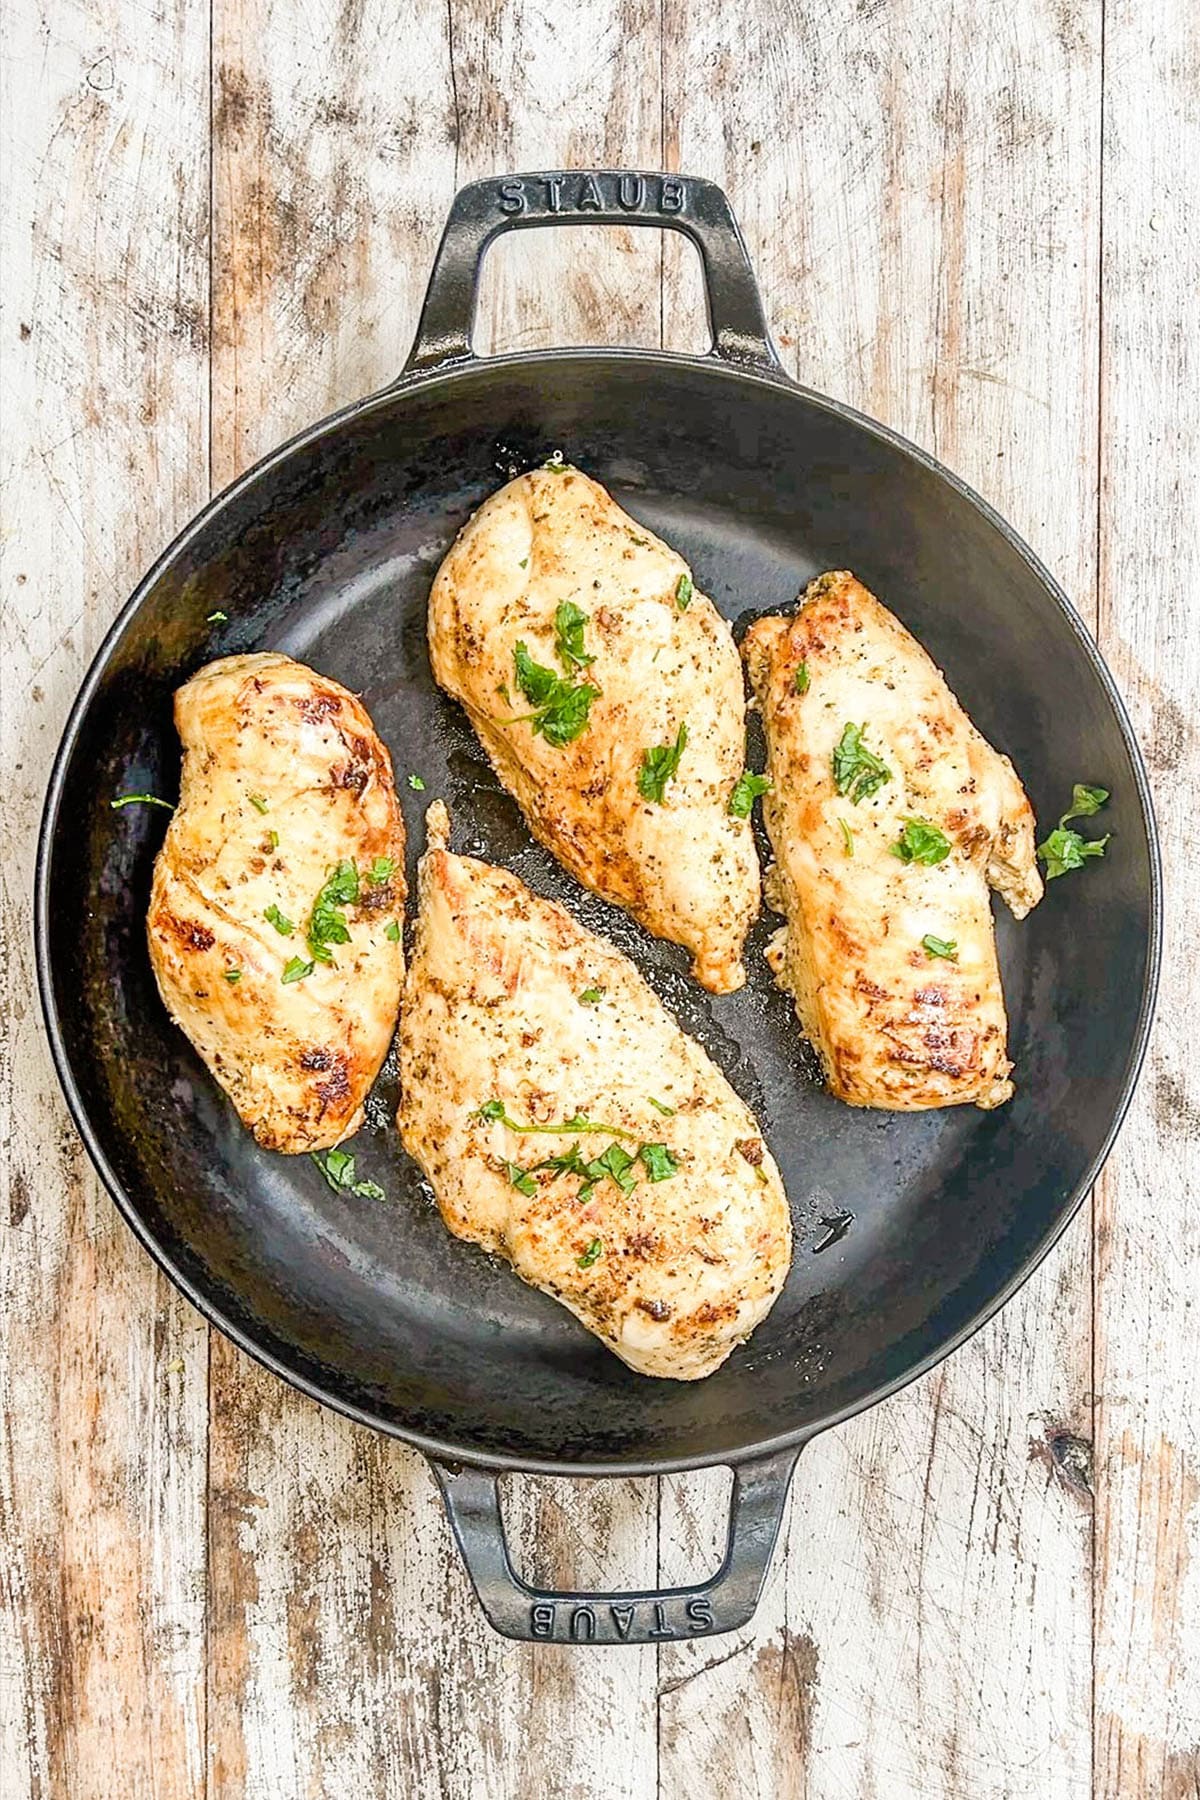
[
  {"xmin": 385, "ymin": 920, "xmax": 401, "ymax": 942},
  {"xmin": 207, "ymin": 610, "xmax": 228, "ymax": 622},
  {"xmin": 794, "ymin": 661, "xmax": 810, "ymax": 695},
  {"xmin": 247, "ymin": 793, "xmax": 269, "ymax": 814},
  {"xmin": 728, "ymin": 771, "xmax": 771, "ymax": 818},
  {"xmin": 891, "ymin": 817, "xmax": 952, "ymax": 866},
  {"xmin": 264, "ymin": 903, "xmax": 294, "ymax": 936},
  {"xmin": 1037, "ymin": 827, "xmax": 1110, "ymax": 879},
  {"xmin": 307, "ymin": 859, "xmax": 360, "ymax": 964},
  {"xmin": 366, "ymin": 855, "xmax": 395, "ymax": 887},
  {"xmin": 281, "ymin": 956, "xmax": 314, "ymax": 984},
  {"xmin": 311, "ymin": 1150, "xmax": 384, "ymax": 1202},
  {"xmin": 838, "ymin": 817, "xmax": 854, "ymax": 856},
  {"xmin": 578, "ymin": 986, "xmax": 605, "ymax": 1004},
  {"xmin": 832, "ymin": 722, "xmax": 892, "ymax": 805},
  {"xmin": 223, "ymin": 969, "xmax": 242, "ymax": 984},
  {"xmin": 638, "ymin": 1143, "xmax": 679, "ymax": 1182},
  {"xmin": 535, "ymin": 1143, "xmax": 593, "ymax": 1180},
  {"xmin": 471, "ymin": 1100, "xmax": 638, "ymax": 1142},
  {"xmin": 554, "ymin": 600, "xmax": 594, "ymax": 672},
  {"xmin": 588, "ymin": 1143, "xmax": 637, "ymax": 1194},
  {"xmin": 638, "ymin": 722, "xmax": 688, "ymax": 804},
  {"xmin": 504, "ymin": 1162, "xmax": 538, "ymax": 1198},
  {"xmin": 675, "ymin": 573, "xmax": 693, "ymax": 610},
  {"xmin": 1060, "ymin": 783, "xmax": 1109, "ymax": 825},
  {"xmin": 922, "ymin": 934, "xmax": 958, "ymax": 960},
  {"xmin": 510, "ymin": 643, "xmax": 599, "ymax": 747},
  {"xmin": 648, "ymin": 1096, "xmax": 675, "ymax": 1116},
  {"xmin": 577, "ymin": 1239, "xmax": 604, "ymax": 1269},
  {"xmin": 513, "ymin": 642, "xmax": 562, "ymax": 707},
  {"xmin": 407, "ymin": 773, "xmax": 425, "ymax": 790}
]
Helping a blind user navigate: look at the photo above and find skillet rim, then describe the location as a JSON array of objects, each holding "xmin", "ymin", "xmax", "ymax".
[{"xmin": 34, "ymin": 345, "xmax": 1164, "ymax": 1477}]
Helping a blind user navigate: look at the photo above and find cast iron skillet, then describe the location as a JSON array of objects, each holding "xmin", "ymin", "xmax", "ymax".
[{"xmin": 37, "ymin": 172, "xmax": 1160, "ymax": 1645}]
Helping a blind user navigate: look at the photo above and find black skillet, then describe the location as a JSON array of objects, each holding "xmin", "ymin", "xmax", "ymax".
[{"xmin": 36, "ymin": 172, "xmax": 1161, "ymax": 1644}]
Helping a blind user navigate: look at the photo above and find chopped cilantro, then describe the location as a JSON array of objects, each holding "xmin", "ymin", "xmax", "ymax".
[
  {"xmin": 385, "ymin": 920, "xmax": 401, "ymax": 942},
  {"xmin": 264, "ymin": 903, "xmax": 294, "ymax": 936},
  {"xmin": 509, "ymin": 642, "xmax": 599, "ymax": 748},
  {"xmin": 648, "ymin": 1097, "xmax": 675, "ymax": 1117},
  {"xmin": 207, "ymin": 610, "xmax": 228, "ymax": 622},
  {"xmin": 471, "ymin": 1100, "xmax": 638, "ymax": 1142},
  {"xmin": 832, "ymin": 722, "xmax": 892, "ymax": 805},
  {"xmin": 553, "ymin": 600, "xmax": 594, "ymax": 672},
  {"xmin": 675, "ymin": 573, "xmax": 693, "ymax": 610},
  {"xmin": 1060, "ymin": 783, "xmax": 1109, "ymax": 825},
  {"xmin": 577, "ymin": 1239, "xmax": 604, "ymax": 1269},
  {"xmin": 268, "ymin": 830, "xmax": 280, "ymax": 850},
  {"xmin": 307, "ymin": 859, "xmax": 360, "ymax": 964},
  {"xmin": 311, "ymin": 1149, "xmax": 385, "ymax": 1202},
  {"xmin": 223, "ymin": 969, "xmax": 241, "ymax": 984},
  {"xmin": 794, "ymin": 662, "xmax": 810, "ymax": 695},
  {"xmin": 1037, "ymin": 827, "xmax": 1110, "ymax": 879},
  {"xmin": 589, "ymin": 1143, "xmax": 637, "ymax": 1194},
  {"xmin": 838, "ymin": 817, "xmax": 854, "ymax": 856},
  {"xmin": 578, "ymin": 986, "xmax": 605, "ymax": 1005},
  {"xmin": 638, "ymin": 1143, "xmax": 679, "ymax": 1182},
  {"xmin": 504, "ymin": 1162, "xmax": 538, "ymax": 1198},
  {"xmin": 728, "ymin": 770, "xmax": 771, "ymax": 818},
  {"xmin": 638, "ymin": 722, "xmax": 688, "ymax": 804},
  {"xmin": 407, "ymin": 774, "xmax": 426, "ymax": 791},
  {"xmin": 922, "ymin": 934, "xmax": 958, "ymax": 960},
  {"xmin": 366, "ymin": 855, "xmax": 395, "ymax": 887},
  {"xmin": 281, "ymin": 956, "xmax": 314, "ymax": 984},
  {"xmin": 247, "ymin": 793, "xmax": 269, "ymax": 814},
  {"xmin": 892, "ymin": 817, "xmax": 952, "ymax": 866}
]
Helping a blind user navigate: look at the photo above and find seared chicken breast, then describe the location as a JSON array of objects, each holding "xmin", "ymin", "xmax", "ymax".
[
  {"xmin": 399, "ymin": 802, "xmax": 791, "ymax": 1380},
  {"xmin": 743, "ymin": 572, "xmax": 1041, "ymax": 1110},
  {"xmin": 147, "ymin": 653, "xmax": 405, "ymax": 1150},
  {"xmin": 428, "ymin": 465, "xmax": 759, "ymax": 993}
]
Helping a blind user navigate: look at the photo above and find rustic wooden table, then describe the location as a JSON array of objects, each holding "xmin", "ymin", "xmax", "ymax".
[{"xmin": 3, "ymin": 0, "xmax": 1197, "ymax": 1793}]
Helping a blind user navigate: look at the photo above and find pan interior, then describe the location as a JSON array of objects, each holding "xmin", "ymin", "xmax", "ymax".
[{"xmin": 42, "ymin": 354, "xmax": 1155, "ymax": 1470}]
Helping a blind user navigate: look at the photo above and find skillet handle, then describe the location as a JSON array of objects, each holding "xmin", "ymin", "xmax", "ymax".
[
  {"xmin": 402, "ymin": 170, "xmax": 780, "ymax": 376},
  {"xmin": 429, "ymin": 1443, "xmax": 801, "ymax": 1644}
]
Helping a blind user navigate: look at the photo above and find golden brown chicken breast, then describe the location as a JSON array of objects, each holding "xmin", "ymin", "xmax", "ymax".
[
  {"xmin": 427, "ymin": 465, "xmax": 760, "ymax": 993},
  {"xmin": 147, "ymin": 653, "xmax": 405, "ymax": 1150},
  {"xmin": 398, "ymin": 802, "xmax": 791, "ymax": 1380},
  {"xmin": 743, "ymin": 572, "xmax": 1042, "ymax": 1111}
]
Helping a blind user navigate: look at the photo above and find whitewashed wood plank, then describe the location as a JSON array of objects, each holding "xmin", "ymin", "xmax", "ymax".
[
  {"xmin": 658, "ymin": 4, "xmax": 1101, "ymax": 1794},
  {"xmin": 1094, "ymin": 2, "xmax": 1200, "ymax": 1792},
  {"xmin": 0, "ymin": 0, "xmax": 211, "ymax": 1793},
  {"xmin": 207, "ymin": 1, "xmax": 662, "ymax": 1793}
]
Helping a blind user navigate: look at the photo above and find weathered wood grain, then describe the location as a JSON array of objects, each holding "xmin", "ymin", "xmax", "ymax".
[
  {"xmin": 1094, "ymin": 3, "xmax": 1200, "ymax": 1794},
  {"xmin": 0, "ymin": 0, "xmax": 211, "ymax": 1794},
  {"xmin": 657, "ymin": 4, "xmax": 1102, "ymax": 1794}
]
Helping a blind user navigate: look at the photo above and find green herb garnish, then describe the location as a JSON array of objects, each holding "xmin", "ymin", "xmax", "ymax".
[
  {"xmin": 578, "ymin": 987, "xmax": 605, "ymax": 1005},
  {"xmin": 385, "ymin": 920, "xmax": 401, "ymax": 942},
  {"xmin": 366, "ymin": 856, "xmax": 395, "ymax": 887},
  {"xmin": 794, "ymin": 662, "xmax": 810, "ymax": 695},
  {"xmin": 518, "ymin": 558, "xmax": 528, "ymax": 570},
  {"xmin": 891, "ymin": 817, "xmax": 952, "ymax": 866},
  {"xmin": 577, "ymin": 1239, "xmax": 604, "ymax": 1269},
  {"xmin": 922, "ymin": 934, "xmax": 958, "ymax": 960},
  {"xmin": 832, "ymin": 722, "xmax": 892, "ymax": 805},
  {"xmin": 504, "ymin": 1162, "xmax": 538, "ymax": 1198},
  {"xmin": 648, "ymin": 1097, "xmax": 675, "ymax": 1117},
  {"xmin": 638, "ymin": 1143, "xmax": 679, "ymax": 1182},
  {"xmin": 110, "ymin": 793, "xmax": 174, "ymax": 811},
  {"xmin": 509, "ymin": 642, "xmax": 599, "ymax": 748},
  {"xmin": 223, "ymin": 969, "xmax": 242, "ymax": 983},
  {"xmin": 281, "ymin": 956, "xmax": 314, "ymax": 984},
  {"xmin": 307, "ymin": 859, "xmax": 360, "ymax": 964},
  {"xmin": 207, "ymin": 610, "xmax": 228, "ymax": 622},
  {"xmin": 638, "ymin": 722, "xmax": 688, "ymax": 804},
  {"xmin": 1037, "ymin": 827, "xmax": 1110, "ymax": 880},
  {"xmin": 1059, "ymin": 784, "xmax": 1109, "ymax": 824},
  {"xmin": 838, "ymin": 817, "xmax": 854, "ymax": 856},
  {"xmin": 553, "ymin": 600, "xmax": 594, "ymax": 672},
  {"xmin": 675, "ymin": 573, "xmax": 693, "ymax": 610},
  {"xmin": 590, "ymin": 1143, "xmax": 637, "ymax": 1194},
  {"xmin": 312, "ymin": 1149, "xmax": 385, "ymax": 1202},
  {"xmin": 264, "ymin": 903, "xmax": 294, "ymax": 936},
  {"xmin": 728, "ymin": 771, "xmax": 771, "ymax": 818},
  {"xmin": 268, "ymin": 830, "xmax": 280, "ymax": 850},
  {"xmin": 247, "ymin": 793, "xmax": 269, "ymax": 814},
  {"xmin": 408, "ymin": 774, "xmax": 425, "ymax": 791}
]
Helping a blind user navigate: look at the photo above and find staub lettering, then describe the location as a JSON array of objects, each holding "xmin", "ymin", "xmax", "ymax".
[
  {"xmin": 493, "ymin": 174, "xmax": 688, "ymax": 220},
  {"xmin": 526, "ymin": 1592, "xmax": 715, "ymax": 1641}
]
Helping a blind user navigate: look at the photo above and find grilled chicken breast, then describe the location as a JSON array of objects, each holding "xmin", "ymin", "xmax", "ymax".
[
  {"xmin": 743, "ymin": 572, "xmax": 1042, "ymax": 1110},
  {"xmin": 427, "ymin": 465, "xmax": 759, "ymax": 993},
  {"xmin": 147, "ymin": 653, "xmax": 405, "ymax": 1150},
  {"xmin": 399, "ymin": 802, "xmax": 791, "ymax": 1379}
]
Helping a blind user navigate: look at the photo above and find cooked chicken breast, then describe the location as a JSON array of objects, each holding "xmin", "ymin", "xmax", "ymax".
[
  {"xmin": 399, "ymin": 802, "xmax": 791, "ymax": 1380},
  {"xmin": 743, "ymin": 572, "xmax": 1042, "ymax": 1111},
  {"xmin": 147, "ymin": 653, "xmax": 405, "ymax": 1151},
  {"xmin": 427, "ymin": 465, "xmax": 759, "ymax": 993}
]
